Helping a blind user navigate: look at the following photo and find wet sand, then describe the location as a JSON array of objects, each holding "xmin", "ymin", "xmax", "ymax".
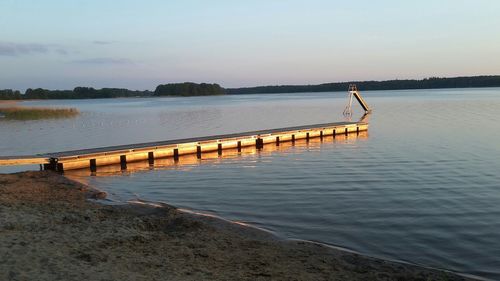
[{"xmin": 0, "ymin": 171, "xmax": 477, "ymax": 281}]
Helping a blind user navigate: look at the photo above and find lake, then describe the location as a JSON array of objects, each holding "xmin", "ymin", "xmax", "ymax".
[{"xmin": 1, "ymin": 88, "xmax": 499, "ymax": 280}]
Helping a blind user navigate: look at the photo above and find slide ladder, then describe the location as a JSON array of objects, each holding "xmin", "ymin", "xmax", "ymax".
[{"xmin": 343, "ymin": 84, "xmax": 372, "ymax": 117}]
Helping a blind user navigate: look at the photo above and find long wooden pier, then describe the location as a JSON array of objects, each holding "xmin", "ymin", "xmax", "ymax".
[{"xmin": 0, "ymin": 121, "xmax": 368, "ymax": 172}]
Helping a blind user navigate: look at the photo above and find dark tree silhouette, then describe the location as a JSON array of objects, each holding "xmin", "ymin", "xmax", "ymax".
[
  {"xmin": 226, "ymin": 76, "xmax": 500, "ymax": 95},
  {"xmin": 154, "ymin": 82, "xmax": 225, "ymax": 96},
  {"xmin": 2, "ymin": 76, "xmax": 499, "ymax": 100},
  {"xmin": 0, "ymin": 89, "xmax": 22, "ymax": 100}
]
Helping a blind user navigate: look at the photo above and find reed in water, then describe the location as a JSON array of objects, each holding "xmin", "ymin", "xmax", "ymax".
[{"xmin": 0, "ymin": 107, "xmax": 79, "ymax": 120}]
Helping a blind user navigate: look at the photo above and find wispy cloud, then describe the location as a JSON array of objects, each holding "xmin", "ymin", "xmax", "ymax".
[
  {"xmin": 55, "ymin": 48, "xmax": 69, "ymax": 55},
  {"xmin": 92, "ymin": 40, "xmax": 115, "ymax": 45},
  {"xmin": 0, "ymin": 41, "xmax": 70, "ymax": 56},
  {"xmin": 71, "ymin": 57, "xmax": 134, "ymax": 65},
  {"xmin": 0, "ymin": 42, "xmax": 49, "ymax": 56}
]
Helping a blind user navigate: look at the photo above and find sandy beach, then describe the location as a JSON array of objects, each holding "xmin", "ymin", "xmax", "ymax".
[{"xmin": 0, "ymin": 171, "xmax": 477, "ymax": 281}]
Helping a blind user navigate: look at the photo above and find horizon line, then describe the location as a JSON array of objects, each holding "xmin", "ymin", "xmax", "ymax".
[{"xmin": 3, "ymin": 74, "xmax": 500, "ymax": 92}]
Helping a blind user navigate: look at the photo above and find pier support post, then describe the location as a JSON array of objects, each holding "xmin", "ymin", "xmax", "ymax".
[
  {"xmin": 345, "ymin": 128, "xmax": 348, "ymax": 136},
  {"xmin": 90, "ymin": 159, "xmax": 97, "ymax": 173},
  {"xmin": 43, "ymin": 158, "xmax": 57, "ymax": 171},
  {"xmin": 320, "ymin": 131, "xmax": 323, "ymax": 139},
  {"xmin": 306, "ymin": 132, "xmax": 310, "ymax": 142},
  {"xmin": 120, "ymin": 155, "xmax": 127, "ymax": 170},
  {"xmin": 57, "ymin": 163, "xmax": 64, "ymax": 173},
  {"xmin": 197, "ymin": 146, "xmax": 202, "ymax": 159},
  {"xmin": 173, "ymin": 148, "xmax": 179, "ymax": 161},
  {"xmin": 333, "ymin": 129, "xmax": 336, "ymax": 138},
  {"xmin": 276, "ymin": 136, "xmax": 280, "ymax": 146},
  {"xmin": 237, "ymin": 141, "xmax": 242, "ymax": 152},
  {"xmin": 291, "ymin": 134, "xmax": 295, "ymax": 143},
  {"xmin": 148, "ymin": 152, "xmax": 154, "ymax": 165},
  {"xmin": 218, "ymin": 143, "xmax": 223, "ymax": 156},
  {"xmin": 256, "ymin": 138, "xmax": 264, "ymax": 149}
]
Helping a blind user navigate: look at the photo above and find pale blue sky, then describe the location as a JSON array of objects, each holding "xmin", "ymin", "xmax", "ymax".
[{"xmin": 1, "ymin": 0, "xmax": 499, "ymax": 90}]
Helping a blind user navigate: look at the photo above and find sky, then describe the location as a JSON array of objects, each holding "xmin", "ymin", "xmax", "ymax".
[{"xmin": 1, "ymin": 0, "xmax": 500, "ymax": 91}]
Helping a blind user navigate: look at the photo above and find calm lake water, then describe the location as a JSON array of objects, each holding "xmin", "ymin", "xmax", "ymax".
[{"xmin": 1, "ymin": 89, "xmax": 500, "ymax": 280}]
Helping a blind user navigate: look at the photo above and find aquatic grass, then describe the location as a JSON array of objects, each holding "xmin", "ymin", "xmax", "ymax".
[{"xmin": 0, "ymin": 107, "xmax": 79, "ymax": 120}]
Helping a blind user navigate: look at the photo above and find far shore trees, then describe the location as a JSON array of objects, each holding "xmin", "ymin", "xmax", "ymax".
[
  {"xmin": 1, "ymin": 76, "xmax": 500, "ymax": 100},
  {"xmin": 0, "ymin": 83, "xmax": 225, "ymax": 100},
  {"xmin": 154, "ymin": 82, "xmax": 226, "ymax": 96},
  {"xmin": 0, "ymin": 89, "xmax": 22, "ymax": 100},
  {"xmin": 226, "ymin": 75, "xmax": 500, "ymax": 95},
  {"xmin": 22, "ymin": 87, "xmax": 153, "ymax": 99}
]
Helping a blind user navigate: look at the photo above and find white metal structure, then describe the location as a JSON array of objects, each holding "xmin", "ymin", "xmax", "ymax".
[{"xmin": 343, "ymin": 84, "xmax": 371, "ymax": 117}]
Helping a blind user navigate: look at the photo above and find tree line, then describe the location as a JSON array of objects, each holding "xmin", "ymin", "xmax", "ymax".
[
  {"xmin": 1, "ymin": 76, "xmax": 500, "ymax": 100},
  {"xmin": 226, "ymin": 76, "xmax": 500, "ymax": 95},
  {"xmin": 0, "ymin": 87, "xmax": 154, "ymax": 100},
  {"xmin": 0, "ymin": 83, "xmax": 224, "ymax": 100},
  {"xmin": 154, "ymin": 82, "xmax": 225, "ymax": 96},
  {"xmin": 0, "ymin": 89, "xmax": 23, "ymax": 100},
  {"xmin": 23, "ymin": 87, "xmax": 154, "ymax": 99}
]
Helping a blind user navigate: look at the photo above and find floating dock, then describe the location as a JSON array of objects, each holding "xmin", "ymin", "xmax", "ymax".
[
  {"xmin": 0, "ymin": 121, "xmax": 368, "ymax": 172},
  {"xmin": 66, "ymin": 130, "xmax": 368, "ymax": 178}
]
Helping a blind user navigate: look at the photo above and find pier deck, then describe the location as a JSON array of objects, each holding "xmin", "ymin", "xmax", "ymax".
[
  {"xmin": 0, "ymin": 121, "xmax": 368, "ymax": 172},
  {"xmin": 0, "ymin": 155, "xmax": 50, "ymax": 166}
]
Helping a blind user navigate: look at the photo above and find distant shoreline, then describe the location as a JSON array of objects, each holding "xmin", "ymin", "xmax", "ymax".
[
  {"xmin": 1, "ymin": 75, "xmax": 500, "ymax": 100},
  {"xmin": 0, "ymin": 85, "xmax": 498, "ymax": 103},
  {"xmin": 226, "ymin": 75, "xmax": 500, "ymax": 95}
]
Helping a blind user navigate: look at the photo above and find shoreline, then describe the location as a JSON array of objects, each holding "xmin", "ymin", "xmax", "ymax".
[
  {"xmin": 0, "ymin": 171, "xmax": 480, "ymax": 281},
  {"xmin": 0, "ymin": 100, "xmax": 19, "ymax": 105},
  {"xmin": 1, "ymin": 84, "xmax": 500, "ymax": 103}
]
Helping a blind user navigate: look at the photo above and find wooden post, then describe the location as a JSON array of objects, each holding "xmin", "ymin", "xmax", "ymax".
[
  {"xmin": 345, "ymin": 128, "xmax": 348, "ymax": 136},
  {"xmin": 173, "ymin": 148, "xmax": 179, "ymax": 161},
  {"xmin": 256, "ymin": 138, "xmax": 263, "ymax": 149},
  {"xmin": 306, "ymin": 132, "xmax": 310, "ymax": 142},
  {"xmin": 120, "ymin": 155, "xmax": 127, "ymax": 170},
  {"xmin": 57, "ymin": 163, "xmax": 64, "ymax": 173},
  {"xmin": 218, "ymin": 143, "xmax": 222, "ymax": 156},
  {"xmin": 333, "ymin": 129, "xmax": 336, "ymax": 138},
  {"xmin": 148, "ymin": 152, "xmax": 154, "ymax": 165},
  {"xmin": 196, "ymin": 146, "xmax": 202, "ymax": 159},
  {"xmin": 276, "ymin": 136, "xmax": 280, "ymax": 146},
  {"xmin": 43, "ymin": 158, "xmax": 57, "ymax": 171},
  {"xmin": 237, "ymin": 141, "xmax": 242, "ymax": 152},
  {"xmin": 291, "ymin": 134, "xmax": 295, "ymax": 143},
  {"xmin": 44, "ymin": 158, "xmax": 58, "ymax": 171},
  {"xmin": 320, "ymin": 131, "xmax": 323, "ymax": 139},
  {"xmin": 90, "ymin": 159, "xmax": 97, "ymax": 173},
  {"xmin": 357, "ymin": 126, "xmax": 360, "ymax": 135}
]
